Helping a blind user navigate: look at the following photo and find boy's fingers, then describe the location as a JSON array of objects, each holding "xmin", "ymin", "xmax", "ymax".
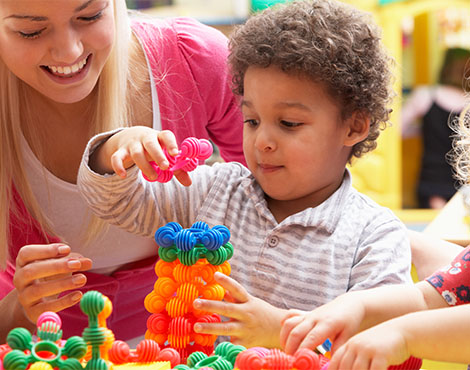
[
  {"xmin": 174, "ymin": 171, "xmax": 192, "ymax": 187},
  {"xmin": 193, "ymin": 298, "xmax": 244, "ymax": 321},
  {"xmin": 111, "ymin": 148, "xmax": 130, "ymax": 177},
  {"xmin": 158, "ymin": 130, "xmax": 179, "ymax": 156},
  {"xmin": 280, "ymin": 314, "xmax": 304, "ymax": 351},
  {"xmin": 143, "ymin": 138, "xmax": 170, "ymax": 169},
  {"xmin": 193, "ymin": 320, "xmax": 241, "ymax": 337},
  {"xmin": 129, "ymin": 143, "xmax": 157, "ymax": 178},
  {"xmin": 213, "ymin": 272, "xmax": 249, "ymax": 303}
]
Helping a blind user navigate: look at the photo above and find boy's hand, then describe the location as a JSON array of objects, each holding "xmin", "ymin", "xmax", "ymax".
[
  {"xmin": 14, "ymin": 243, "xmax": 92, "ymax": 324},
  {"xmin": 192, "ymin": 272, "xmax": 288, "ymax": 348},
  {"xmin": 327, "ymin": 320, "xmax": 409, "ymax": 370},
  {"xmin": 90, "ymin": 126, "xmax": 191, "ymax": 186},
  {"xmin": 280, "ymin": 293, "xmax": 365, "ymax": 355}
]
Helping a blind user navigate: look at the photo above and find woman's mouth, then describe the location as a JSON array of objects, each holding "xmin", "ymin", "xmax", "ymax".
[{"xmin": 41, "ymin": 55, "xmax": 90, "ymax": 78}]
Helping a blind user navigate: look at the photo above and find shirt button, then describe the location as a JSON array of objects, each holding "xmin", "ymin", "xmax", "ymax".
[{"xmin": 268, "ymin": 236, "xmax": 279, "ymax": 247}]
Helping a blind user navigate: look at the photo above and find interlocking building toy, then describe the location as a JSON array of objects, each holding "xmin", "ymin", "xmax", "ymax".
[
  {"xmin": 144, "ymin": 221, "xmax": 233, "ymax": 362},
  {"xmin": 143, "ymin": 137, "xmax": 213, "ymax": 183},
  {"xmin": 2, "ymin": 311, "xmax": 87, "ymax": 370},
  {"xmin": 174, "ymin": 342, "xmax": 245, "ymax": 370}
]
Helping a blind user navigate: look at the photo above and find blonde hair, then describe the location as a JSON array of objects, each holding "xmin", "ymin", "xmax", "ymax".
[
  {"xmin": 0, "ymin": 0, "xmax": 133, "ymax": 268},
  {"xmin": 453, "ymin": 104, "xmax": 470, "ymax": 185}
]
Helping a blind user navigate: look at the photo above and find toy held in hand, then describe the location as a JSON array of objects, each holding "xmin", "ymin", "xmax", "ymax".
[{"xmin": 143, "ymin": 137, "xmax": 213, "ymax": 183}]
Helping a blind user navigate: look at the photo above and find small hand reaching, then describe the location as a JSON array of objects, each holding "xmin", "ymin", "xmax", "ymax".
[
  {"xmin": 326, "ymin": 319, "xmax": 410, "ymax": 370},
  {"xmin": 192, "ymin": 272, "xmax": 289, "ymax": 348},
  {"xmin": 90, "ymin": 126, "xmax": 191, "ymax": 186},
  {"xmin": 280, "ymin": 292, "xmax": 366, "ymax": 355}
]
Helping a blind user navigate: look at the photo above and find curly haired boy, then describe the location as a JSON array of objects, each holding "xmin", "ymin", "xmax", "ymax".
[{"xmin": 77, "ymin": 0, "xmax": 411, "ymax": 348}]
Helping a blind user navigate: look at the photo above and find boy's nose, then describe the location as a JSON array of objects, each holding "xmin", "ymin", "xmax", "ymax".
[
  {"xmin": 50, "ymin": 29, "xmax": 84, "ymax": 64},
  {"xmin": 254, "ymin": 127, "xmax": 276, "ymax": 152}
]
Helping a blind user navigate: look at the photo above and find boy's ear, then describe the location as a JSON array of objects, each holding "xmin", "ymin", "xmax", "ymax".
[{"xmin": 343, "ymin": 111, "xmax": 370, "ymax": 147}]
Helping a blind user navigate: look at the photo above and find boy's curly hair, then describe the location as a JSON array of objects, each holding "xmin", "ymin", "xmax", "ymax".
[{"xmin": 228, "ymin": 0, "xmax": 395, "ymax": 159}]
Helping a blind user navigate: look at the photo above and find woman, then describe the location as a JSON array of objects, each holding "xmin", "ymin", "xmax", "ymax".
[{"xmin": 0, "ymin": 0, "xmax": 244, "ymax": 341}]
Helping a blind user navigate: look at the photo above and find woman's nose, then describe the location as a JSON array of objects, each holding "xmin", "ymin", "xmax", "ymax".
[{"xmin": 49, "ymin": 28, "xmax": 84, "ymax": 64}]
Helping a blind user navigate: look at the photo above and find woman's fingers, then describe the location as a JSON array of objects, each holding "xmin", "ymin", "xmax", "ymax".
[
  {"xmin": 16, "ymin": 243, "xmax": 70, "ymax": 268},
  {"xmin": 14, "ymin": 256, "xmax": 90, "ymax": 291},
  {"xmin": 18, "ymin": 273, "xmax": 87, "ymax": 307},
  {"xmin": 24, "ymin": 291, "xmax": 85, "ymax": 323}
]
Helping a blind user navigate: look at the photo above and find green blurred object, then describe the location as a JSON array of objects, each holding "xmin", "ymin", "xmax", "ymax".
[
  {"xmin": 378, "ymin": 0, "xmax": 405, "ymax": 4},
  {"xmin": 251, "ymin": 0, "xmax": 290, "ymax": 12},
  {"xmin": 126, "ymin": 0, "xmax": 172, "ymax": 9}
]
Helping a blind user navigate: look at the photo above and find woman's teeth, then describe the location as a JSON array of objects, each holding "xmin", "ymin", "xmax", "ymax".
[{"xmin": 48, "ymin": 57, "xmax": 87, "ymax": 76}]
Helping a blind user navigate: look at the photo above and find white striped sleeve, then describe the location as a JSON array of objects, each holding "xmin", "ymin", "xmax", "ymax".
[{"xmin": 77, "ymin": 130, "xmax": 219, "ymax": 237}]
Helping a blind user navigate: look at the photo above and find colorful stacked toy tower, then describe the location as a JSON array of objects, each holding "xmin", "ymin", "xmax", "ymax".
[{"xmin": 144, "ymin": 221, "xmax": 233, "ymax": 362}]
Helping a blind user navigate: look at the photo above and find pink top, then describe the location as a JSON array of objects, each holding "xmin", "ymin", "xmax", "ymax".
[{"xmin": 2, "ymin": 17, "xmax": 244, "ymax": 339}]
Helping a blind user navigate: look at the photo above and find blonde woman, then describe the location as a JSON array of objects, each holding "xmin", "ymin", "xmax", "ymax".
[{"xmin": 0, "ymin": 0, "xmax": 244, "ymax": 341}]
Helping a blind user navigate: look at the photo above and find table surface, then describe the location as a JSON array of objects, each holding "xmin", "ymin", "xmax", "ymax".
[{"xmin": 423, "ymin": 191, "xmax": 470, "ymax": 246}]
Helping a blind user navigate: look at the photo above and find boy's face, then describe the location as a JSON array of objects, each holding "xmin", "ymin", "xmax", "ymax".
[{"xmin": 242, "ymin": 66, "xmax": 357, "ymax": 211}]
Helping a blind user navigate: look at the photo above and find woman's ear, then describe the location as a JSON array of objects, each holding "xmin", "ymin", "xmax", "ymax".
[{"xmin": 343, "ymin": 111, "xmax": 370, "ymax": 147}]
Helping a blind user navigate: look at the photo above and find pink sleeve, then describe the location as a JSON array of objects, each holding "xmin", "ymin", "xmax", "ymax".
[
  {"xmin": 0, "ymin": 261, "xmax": 14, "ymax": 299},
  {"xmin": 170, "ymin": 18, "xmax": 245, "ymax": 164},
  {"xmin": 426, "ymin": 245, "xmax": 470, "ymax": 306},
  {"xmin": 133, "ymin": 18, "xmax": 245, "ymax": 165}
]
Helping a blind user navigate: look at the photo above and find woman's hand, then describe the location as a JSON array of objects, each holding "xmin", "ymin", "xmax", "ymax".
[
  {"xmin": 192, "ymin": 272, "xmax": 288, "ymax": 348},
  {"xmin": 90, "ymin": 126, "xmax": 191, "ymax": 186},
  {"xmin": 13, "ymin": 243, "xmax": 92, "ymax": 324}
]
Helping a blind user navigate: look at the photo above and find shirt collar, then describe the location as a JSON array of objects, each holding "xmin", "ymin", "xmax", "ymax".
[{"xmin": 241, "ymin": 169, "xmax": 353, "ymax": 233}]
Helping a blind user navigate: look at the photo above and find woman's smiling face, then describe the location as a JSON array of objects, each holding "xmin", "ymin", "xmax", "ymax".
[{"xmin": 0, "ymin": 0, "xmax": 115, "ymax": 104}]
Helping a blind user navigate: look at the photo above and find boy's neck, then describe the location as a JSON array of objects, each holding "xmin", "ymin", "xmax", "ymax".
[{"xmin": 266, "ymin": 172, "xmax": 346, "ymax": 223}]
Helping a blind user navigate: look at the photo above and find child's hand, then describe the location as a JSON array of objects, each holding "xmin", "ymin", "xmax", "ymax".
[
  {"xmin": 192, "ymin": 272, "xmax": 288, "ymax": 348},
  {"xmin": 280, "ymin": 293, "xmax": 365, "ymax": 355},
  {"xmin": 14, "ymin": 244, "xmax": 92, "ymax": 324},
  {"xmin": 90, "ymin": 126, "xmax": 191, "ymax": 186},
  {"xmin": 327, "ymin": 320, "xmax": 409, "ymax": 370}
]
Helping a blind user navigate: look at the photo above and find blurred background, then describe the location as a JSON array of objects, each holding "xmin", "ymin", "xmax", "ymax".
[{"xmin": 127, "ymin": 0, "xmax": 470, "ymax": 236}]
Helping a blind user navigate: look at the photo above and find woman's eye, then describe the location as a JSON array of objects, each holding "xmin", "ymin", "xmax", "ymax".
[
  {"xmin": 18, "ymin": 30, "xmax": 43, "ymax": 39},
  {"xmin": 79, "ymin": 11, "xmax": 103, "ymax": 22}
]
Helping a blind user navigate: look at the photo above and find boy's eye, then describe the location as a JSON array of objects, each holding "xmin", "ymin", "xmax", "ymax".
[
  {"xmin": 79, "ymin": 11, "xmax": 103, "ymax": 22},
  {"xmin": 280, "ymin": 120, "xmax": 302, "ymax": 128},
  {"xmin": 244, "ymin": 119, "xmax": 259, "ymax": 127}
]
